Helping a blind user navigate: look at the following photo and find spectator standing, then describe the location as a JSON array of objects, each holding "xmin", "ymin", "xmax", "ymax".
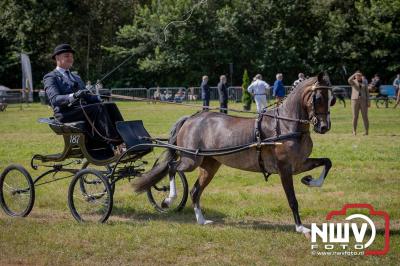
[
  {"xmin": 153, "ymin": 87, "xmax": 161, "ymax": 101},
  {"xmin": 292, "ymin": 73, "xmax": 305, "ymax": 88},
  {"xmin": 369, "ymin": 74, "xmax": 381, "ymax": 94},
  {"xmin": 348, "ymin": 71, "xmax": 370, "ymax": 135},
  {"xmin": 247, "ymin": 74, "xmax": 269, "ymax": 113},
  {"xmin": 273, "ymin": 73, "xmax": 285, "ymax": 105},
  {"xmin": 393, "ymin": 73, "xmax": 400, "ymax": 89},
  {"xmin": 218, "ymin": 75, "xmax": 228, "ymax": 114},
  {"xmin": 95, "ymin": 79, "xmax": 103, "ymax": 95},
  {"xmin": 393, "ymin": 74, "xmax": 400, "ymax": 108},
  {"xmin": 201, "ymin": 75, "xmax": 210, "ymax": 110}
]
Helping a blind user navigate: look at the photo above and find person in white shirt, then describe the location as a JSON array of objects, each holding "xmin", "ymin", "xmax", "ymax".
[
  {"xmin": 247, "ymin": 74, "xmax": 269, "ymax": 113},
  {"xmin": 292, "ymin": 73, "xmax": 305, "ymax": 88}
]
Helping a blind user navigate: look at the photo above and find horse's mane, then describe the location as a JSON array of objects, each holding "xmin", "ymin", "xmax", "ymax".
[
  {"xmin": 288, "ymin": 77, "xmax": 317, "ymax": 98},
  {"xmin": 280, "ymin": 76, "xmax": 319, "ymax": 107}
]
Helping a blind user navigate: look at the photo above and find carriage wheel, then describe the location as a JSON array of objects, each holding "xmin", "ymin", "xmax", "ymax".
[
  {"xmin": 80, "ymin": 160, "xmax": 115, "ymax": 195},
  {"xmin": 147, "ymin": 171, "xmax": 188, "ymax": 213},
  {"xmin": 0, "ymin": 164, "xmax": 35, "ymax": 217},
  {"xmin": 68, "ymin": 169, "xmax": 112, "ymax": 223}
]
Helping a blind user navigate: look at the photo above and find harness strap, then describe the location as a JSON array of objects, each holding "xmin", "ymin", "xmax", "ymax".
[
  {"xmin": 255, "ymin": 112, "xmax": 271, "ymax": 182},
  {"xmin": 275, "ymin": 108, "xmax": 281, "ymax": 137}
]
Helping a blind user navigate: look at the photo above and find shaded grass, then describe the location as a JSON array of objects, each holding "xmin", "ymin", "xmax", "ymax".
[{"xmin": 0, "ymin": 101, "xmax": 399, "ymax": 265}]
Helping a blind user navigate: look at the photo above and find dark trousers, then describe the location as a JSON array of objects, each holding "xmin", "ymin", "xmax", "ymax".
[
  {"xmin": 203, "ymin": 99, "xmax": 210, "ymax": 111},
  {"xmin": 220, "ymin": 101, "xmax": 228, "ymax": 114},
  {"xmin": 56, "ymin": 102, "xmax": 123, "ymax": 144}
]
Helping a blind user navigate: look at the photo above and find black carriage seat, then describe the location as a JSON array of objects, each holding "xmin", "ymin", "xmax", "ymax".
[
  {"xmin": 38, "ymin": 117, "xmax": 87, "ymax": 134},
  {"xmin": 37, "ymin": 117, "xmax": 115, "ymax": 164},
  {"xmin": 116, "ymin": 120, "xmax": 153, "ymax": 155}
]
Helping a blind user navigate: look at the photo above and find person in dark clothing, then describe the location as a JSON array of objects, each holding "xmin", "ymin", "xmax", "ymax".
[
  {"xmin": 201, "ymin": 75, "xmax": 210, "ymax": 111},
  {"xmin": 369, "ymin": 74, "xmax": 382, "ymax": 95},
  {"xmin": 217, "ymin": 75, "xmax": 228, "ymax": 114},
  {"xmin": 43, "ymin": 44, "xmax": 123, "ymax": 145}
]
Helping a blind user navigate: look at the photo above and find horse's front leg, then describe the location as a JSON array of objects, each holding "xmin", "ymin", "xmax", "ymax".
[
  {"xmin": 278, "ymin": 161, "xmax": 310, "ymax": 236},
  {"xmin": 295, "ymin": 158, "xmax": 332, "ymax": 187}
]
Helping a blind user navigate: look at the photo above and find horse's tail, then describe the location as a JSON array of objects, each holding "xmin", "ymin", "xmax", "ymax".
[{"xmin": 133, "ymin": 115, "xmax": 190, "ymax": 193}]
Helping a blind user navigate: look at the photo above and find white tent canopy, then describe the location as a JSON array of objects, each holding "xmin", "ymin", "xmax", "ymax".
[{"xmin": 0, "ymin": 85, "xmax": 11, "ymax": 93}]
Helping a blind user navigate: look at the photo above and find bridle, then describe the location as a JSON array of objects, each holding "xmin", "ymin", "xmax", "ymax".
[
  {"xmin": 308, "ymin": 83, "xmax": 335, "ymax": 126},
  {"xmin": 260, "ymin": 82, "xmax": 335, "ymax": 126}
]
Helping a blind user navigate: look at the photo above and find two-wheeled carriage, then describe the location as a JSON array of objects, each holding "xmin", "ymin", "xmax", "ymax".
[{"xmin": 0, "ymin": 117, "xmax": 189, "ymax": 222}]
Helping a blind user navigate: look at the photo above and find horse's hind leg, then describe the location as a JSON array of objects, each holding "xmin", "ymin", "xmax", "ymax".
[
  {"xmin": 161, "ymin": 162, "xmax": 179, "ymax": 208},
  {"xmin": 295, "ymin": 158, "xmax": 332, "ymax": 187},
  {"xmin": 162, "ymin": 155, "xmax": 204, "ymax": 208},
  {"xmin": 278, "ymin": 161, "xmax": 310, "ymax": 235},
  {"xmin": 190, "ymin": 157, "xmax": 221, "ymax": 225}
]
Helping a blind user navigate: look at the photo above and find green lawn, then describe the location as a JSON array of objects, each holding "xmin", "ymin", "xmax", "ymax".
[{"xmin": 0, "ymin": 101, "xmax": 399, "ymax": 265}]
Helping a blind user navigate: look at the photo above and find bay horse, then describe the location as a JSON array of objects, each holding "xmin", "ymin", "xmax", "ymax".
[{"xmin": 134, "ymin": 73, "xmax": 335, "ymax": 235}]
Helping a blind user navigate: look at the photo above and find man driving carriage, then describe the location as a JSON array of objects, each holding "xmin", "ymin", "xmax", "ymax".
[{"xmin": 43, "ymin": 44, "xmax": 124, "ymax": 148}]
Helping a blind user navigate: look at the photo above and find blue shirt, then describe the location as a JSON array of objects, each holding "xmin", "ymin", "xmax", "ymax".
[{"xmin": 273, "ymin": 80, "xmax": 285, "ymax": 97}]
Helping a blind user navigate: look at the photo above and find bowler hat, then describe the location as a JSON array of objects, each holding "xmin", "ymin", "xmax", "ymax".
[{"xmin": 52, "ymin": 44, "xmax": 75, "ymax": 59}]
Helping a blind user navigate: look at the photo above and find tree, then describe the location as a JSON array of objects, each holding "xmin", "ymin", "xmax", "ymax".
[
  {"xmin": 1, "ymin": 0, "xmax": 400, "ymax": 89},
  {"xmin": 0, "ymin": 0, "xmax": 137, "ymax": 88},
  {"xmin": 241, "ymin": 69, "xmax": 251, "ymax": 110}
]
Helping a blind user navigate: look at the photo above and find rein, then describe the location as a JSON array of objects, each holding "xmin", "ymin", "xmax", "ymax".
[
  {"xmin": 131, "ymin": 132, "xmax": 302, "ymax": 157},
  {"xmin": 79, "ymin": 98, "xmax": 121, "ymax": 143},
  {"xmin": 77, "ymin": 82, "xmax": 333, "ymax": 147}
]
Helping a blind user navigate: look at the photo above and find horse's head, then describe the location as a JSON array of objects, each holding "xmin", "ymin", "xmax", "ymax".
[{"xmin": 303, "ymin": 72, "xmax": 336, "ymax": 134}]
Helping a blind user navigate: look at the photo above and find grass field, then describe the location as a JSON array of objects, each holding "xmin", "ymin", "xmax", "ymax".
[{"xmin": 0, "ymin": 100, "xmax": 399, "ymax": 265}]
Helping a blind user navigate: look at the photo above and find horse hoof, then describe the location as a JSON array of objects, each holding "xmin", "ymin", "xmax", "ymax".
[
  {"xmin": 301, "ymin": 175, "xmax": 313, "ymax": 185},
  {"xmin": 296, "ymin": 225, "xmax": 311, "ymax": 234},
  {"xmin": 197, "ymin": 219, "xmax": 214, "ymax": 225},
  {"xmin": 304, "ymin": 232, "xmax": 311, "ymax": 239}
]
